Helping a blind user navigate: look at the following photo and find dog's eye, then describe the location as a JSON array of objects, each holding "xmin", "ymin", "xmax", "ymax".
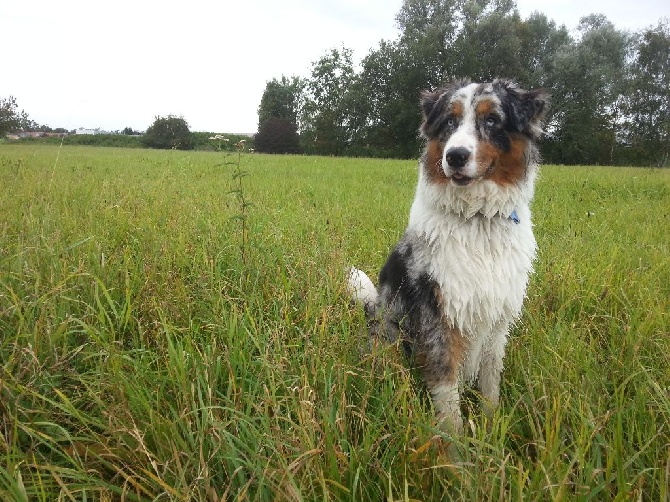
[
  {"xmin": 485, "ymin": 115, "xmax": 499, "ymax": 127},
  {"xmin": 446, "ymin": 117, "xmax": 457, "ymax": 128}
]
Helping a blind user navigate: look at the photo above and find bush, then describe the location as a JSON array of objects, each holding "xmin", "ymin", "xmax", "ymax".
[
  {"xmin": 9, "ymin": 134, "xmax": 143, "ymax": 148},
  {"xmin": 142, "ymin": 115, "xmax": 193, "ymax": 150},
  {"xmin": 255, "ymin": 118, "xmax": 301, "ymax": 154},
  {"xmin": 191, "ymin": 132, "xmax": 255, "ymax": 151}
]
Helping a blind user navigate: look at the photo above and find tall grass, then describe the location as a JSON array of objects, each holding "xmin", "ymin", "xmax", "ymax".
[{"xmin": 1, "ymin": 145, "xmax": 668, "ymax": 500}]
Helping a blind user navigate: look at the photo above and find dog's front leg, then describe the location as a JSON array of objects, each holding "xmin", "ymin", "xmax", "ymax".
[
  {"xmin": 477, "ymin": 324, "xmax": 509, "ymax": 417},
  {"xmin": 420, "ymin": 326, "xmax": 467, "ymax": 433},
  {"xmin": 429, "ymin": 379, "xmax": 463, "ymax": 433}
]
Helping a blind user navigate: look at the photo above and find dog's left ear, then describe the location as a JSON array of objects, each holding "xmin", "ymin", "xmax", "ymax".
[
  {"xmin": 420, "ymin": 89, "xmax": 446, "ymax": 139},
  {"xmin": 496, "ymin": 80, "xmax": 550, "ymax": 139}
]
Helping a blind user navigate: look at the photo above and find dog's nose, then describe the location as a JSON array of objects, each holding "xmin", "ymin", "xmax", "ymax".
[{"xmin": 445, "ymin": 147, "xmax": 470, "ymax": 169}]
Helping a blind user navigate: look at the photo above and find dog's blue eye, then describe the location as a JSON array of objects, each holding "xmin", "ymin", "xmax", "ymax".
[{"xmin": 446, "ymin": 117, "xmax": 456, "ymax": 127}]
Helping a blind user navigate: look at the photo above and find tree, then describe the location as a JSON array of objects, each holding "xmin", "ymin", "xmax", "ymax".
[
  {"xmin": 358, "ymin": 39, "xmax": 436, "ymax": 158},
  {"xmin": 547, "ymin": 15, "xmax": 631, "ymax": 165},
  {"xmin": 142, "ymin": 115, "xmax": 193, "ymax": 150},
  {"xmin": 622, "ymin": 21, "xmax": 670, "ymax": 166},
  {"xmin": 256, "ymin": 0, "xmax": 667, "ymax": 165},
  {"xmin": 395, "ymin": 0, "xmax": 463, "ymax": 47},
  {"xmin": 254, "ymin": 117, "xmax": 301, "ymax": 154},
  {"xmin": 301, "ymin": 47, "xmax": 358, "ymax": 155},
  {"xmin": 257, "ymin": 76, "xmax": 304, "ymax": 129},
  {"xmin": 517, "ymin": 12, "xmax": 571, "ymax": 89},
  {"xmin": 449, "ymin": 1, "xmax": 524, "ymax": 81},
  {"xmin": 0, "ymin": 96, "xmax": 32, "ymax": 136}
]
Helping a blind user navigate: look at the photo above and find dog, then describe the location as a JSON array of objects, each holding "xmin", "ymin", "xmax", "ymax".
[{"xmin": 348, "ymin": 79, "xmax": 549, "ymax": 432}]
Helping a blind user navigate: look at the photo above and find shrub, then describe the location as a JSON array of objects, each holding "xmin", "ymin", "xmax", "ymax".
[
  {"xmin": 142, "ymin": 115, "xmax": 193, "ymax": 150},
  {"xmin": 255, "ymin": 118, "xmax": 301, "ymax": 154}
]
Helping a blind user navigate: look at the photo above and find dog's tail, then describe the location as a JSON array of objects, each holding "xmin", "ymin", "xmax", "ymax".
[{"xmin": 346, "ymin": 267, "xmax": 379, "ymax": 316}]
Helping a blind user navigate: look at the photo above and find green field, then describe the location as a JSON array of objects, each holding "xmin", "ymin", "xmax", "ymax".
[{"xmin": 1, "ymin": 144, "xmax": 669, "ymax": 501}]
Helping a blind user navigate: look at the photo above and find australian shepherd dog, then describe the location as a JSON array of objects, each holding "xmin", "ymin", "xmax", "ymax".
[{"xmin": 348, "ymin": 79, "xmax": 549, "ymax": 432}]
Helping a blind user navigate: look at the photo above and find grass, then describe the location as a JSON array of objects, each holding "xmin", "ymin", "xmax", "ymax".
[{"xmin": 0, "ymin": 144, "xmax": 668, "ymax": 501}]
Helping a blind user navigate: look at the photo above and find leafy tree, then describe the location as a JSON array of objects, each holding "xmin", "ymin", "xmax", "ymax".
[
  {"xmin": 301, "ymin": 47, "xmax": 358, "ymax": 155},
  {"xmin": 449, "ymin": 1, "xmax": 524, "ymax": 81},
  {"xmin": 257, "ymin": 76, "xmax": 304, "ymax": 129},
  {"xmin": 122, "ymin": 126, "xmax": 139, "ymax": 135},
  {"xmin": 622, "ymin": 21, "xmax": 670, "ymax": 166},
  {"xmin": 0, "ymin": 96, "xmax": 32, "ymax": 136},
  {"xmin": 547, "ymin": 15, "xmax": 630, "ymax": 165},
  {"xmin": 358, "ymin": 39, "xmax": 435, "ymax": 158},
  {"xmin": 142, "ymin": 115, "xmax": 193, "ymax": 150},
  {"xmin": 257, "ymin": 0, "xmax": 667, "ymax": 165},
  {"xmin": 517, "ymin": 12, "xmax": 571, "ymax": 89},
  {"xmin": 395, "ymin": 0, "xmax": 463, "ymax": 47},
  {"xmin": 254, "ymin": 117, "xmax": 301, "ymax": 154}
]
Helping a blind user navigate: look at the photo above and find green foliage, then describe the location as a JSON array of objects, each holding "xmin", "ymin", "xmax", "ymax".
[
  {"xmin": 257, "ymin": 76, "xmax": 304, "ymax": 128},
  {"xmin": 545, "ymin": 16, "xmax": 631, "ymax": 166},
  {"xmin": 191, "ymin": 131, "xmax": 254, "ymax": 151},
  {"xmin": 1, "ymin": 144, "xmax": 668, "ymax": 499},
  {"xmin": 7, "ymin": 133, "xmax": 144, "ymax": 148},
  {"xmin": 0, "ymin": 96, "xmax": 33, "ymax": 136},
  {"xmin": 301, "ymin": 47, "xmax": 359, "ymax": 156},
  {"xmin": 260, "ymin": 0, "xmax": 668, "ymax": 166},
  {"xmin": 255, "ymin": 117, "xmax": 301, "ymax": 154},
  {"xmin": 8, "ymin": 132, "xmax": 256, "ymax": 152},
  {"xmin": 622, "ymin": 21, "xmax": 670, "ymax": 167},
  {"xmin": 142, "ymin": 114, "xmax": 194, "ymax": 150},
  {"xmin": 62, "ymin": 133, "xmax": 143, "ymax": 147}
]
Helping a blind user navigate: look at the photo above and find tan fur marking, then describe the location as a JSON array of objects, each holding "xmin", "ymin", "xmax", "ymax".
[
  {"xmin": 416, "ymin": 323, "xmax": 468, "ymax": 389},
  {"xmin": 478, "ymin": 133, "xmax": 529, "ymax": 186},
  {"xmin": 442, "ymin": 324, "xmax": 468, "ymax": 380},
  {"xmin": 476, "ymin": 99, "xmax": 495, "ymax": 117},
  {"xmin": 435, "ymin": 286, "xmax": 468, "ymax": 384},
  {"xmin": 450, "ymin": 100, "xmax": 464, "ymax": 118},
  {"xmin": 416, "ymin": 286, "xmax": 469, "ymax": 388},
  {"xmin": 425, "ymin": 139, "xmax": 447, "ymax": 184}
]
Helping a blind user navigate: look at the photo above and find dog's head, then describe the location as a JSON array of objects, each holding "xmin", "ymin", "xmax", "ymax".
[{"xmin": 420, "ymin": 79, "xmax": 549, "ymax": 187}]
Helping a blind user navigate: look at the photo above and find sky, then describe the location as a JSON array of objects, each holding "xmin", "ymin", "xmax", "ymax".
[{"xmin": 1, "ymin": 0, "xmax": 667, "ymax": 134}]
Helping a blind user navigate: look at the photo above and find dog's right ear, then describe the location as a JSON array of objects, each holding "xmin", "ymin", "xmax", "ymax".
[
  {"xmin": 420, "ymin": 80, "xmax": 470, "ymax": 139},
  {"xmin": 421, "ymin": 90, "xmax": 442, "ymax": 120}
]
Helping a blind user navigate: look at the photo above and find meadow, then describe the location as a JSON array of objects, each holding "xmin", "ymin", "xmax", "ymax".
[{"xmin": 0, "ymin": 144, "xmax": 668, "ymax": 501}]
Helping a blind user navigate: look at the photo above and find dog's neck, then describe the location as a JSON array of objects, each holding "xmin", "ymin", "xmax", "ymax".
[{"xmin": 475, "ymin": 208, "xmax": 520, "ymax": 224}]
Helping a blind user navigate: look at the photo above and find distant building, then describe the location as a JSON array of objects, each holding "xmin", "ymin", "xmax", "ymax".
[{"xmin": 75, "ymin": 128, "xmax": 110, "ymax": 135}]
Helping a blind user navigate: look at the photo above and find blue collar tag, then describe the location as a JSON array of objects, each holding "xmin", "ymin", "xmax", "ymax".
[{"xmin": 509, "ymin": 210, "xmax": 520, "ymax": 224}]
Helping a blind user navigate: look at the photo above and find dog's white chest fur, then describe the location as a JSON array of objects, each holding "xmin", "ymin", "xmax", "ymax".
[{"xmin": 408, "ymin": 173, "xmax": 537, "ymax": 336}]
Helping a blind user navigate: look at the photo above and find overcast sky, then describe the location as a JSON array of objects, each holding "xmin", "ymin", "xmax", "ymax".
[{"xmin": 1, "ymin": 0, "xmax": 667, "ymax": 134}]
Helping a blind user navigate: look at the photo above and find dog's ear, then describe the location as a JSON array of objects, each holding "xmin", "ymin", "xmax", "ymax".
[
  {"xmin": 495, "ymin": 79, "xmax": 550, "ymax": 139},
  {"xmin": 420, "ymin": 79, "xmax": 472, "ymax": 139},
  {"xmin": 421, "ymin": 90, "xmax": 442, "ymax": 120},
  {"xmin": 516, "ymin": 88, "xmax": 550, "ymax": 139},
  {"xmin": 420, "ymin": 89, "xmax": 446, "ymax": 139}
]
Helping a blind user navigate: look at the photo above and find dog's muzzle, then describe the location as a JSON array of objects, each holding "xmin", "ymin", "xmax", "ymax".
[{"xmin": 445, "ymin": 147, "xmax": 475, "ymax": 186}]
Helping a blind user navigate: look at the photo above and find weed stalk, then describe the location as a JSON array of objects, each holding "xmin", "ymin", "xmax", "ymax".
[{"xmin": 228, "ymin": 139, "xmax": 250, "ymax": 267}]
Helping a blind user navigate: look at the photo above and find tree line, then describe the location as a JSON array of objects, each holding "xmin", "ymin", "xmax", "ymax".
[
  {"xmin": 256, "ymin": 0, "xmax": 669, "ymax": 167},
  {"xmin": 1, "ymin": 107, "xmax": 254, "ymax": 152}
]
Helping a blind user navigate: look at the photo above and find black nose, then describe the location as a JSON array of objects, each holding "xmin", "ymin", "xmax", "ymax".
[{"xmin": 445, "ymin": 147, "xmax": 470, "ymax": 169}]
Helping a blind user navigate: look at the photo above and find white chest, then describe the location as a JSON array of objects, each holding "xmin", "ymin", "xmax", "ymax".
[{"xmin": 408, "ymin": 207, "xmax": 536, "ymax": 336}]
